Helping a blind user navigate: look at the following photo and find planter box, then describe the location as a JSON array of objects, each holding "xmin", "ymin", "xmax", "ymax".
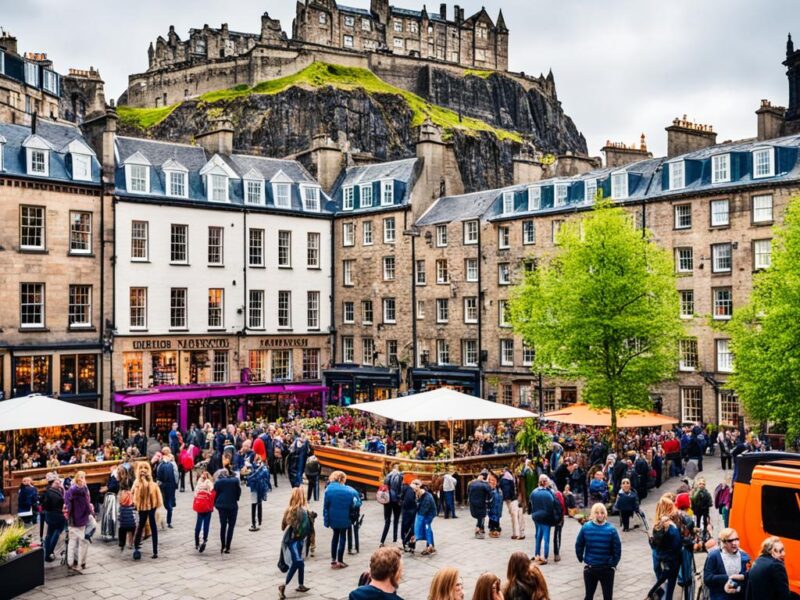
[{"xmin": 0, "ymin": 546, "xmax": 44, "ymax": 600}]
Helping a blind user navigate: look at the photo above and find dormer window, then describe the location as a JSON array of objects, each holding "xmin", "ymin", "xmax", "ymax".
[
  {"xmin": 711, "ymin": 154, "xmax": 730, "ymax": 184},
  {"xmin": 72, "ymin": 154, "xmax": 92, "ymax": 181},
  {"xmin": 168, "ymin": 171, "xmax": 187, "ymax": 197},
  {"xmin": 611, "ymin": 172, "xmax": 628, "ymax": 199},
  {"xmin": 360, "ymin": 184, "xmax": 373, "ymax": 208},
  {"xmin": 209, "ymin": 174, "xmax": 228, "ymax": 202},
  {"xmin": 343, "ymin": 186, "xmax": 354, "ymax": 210},
  {"xmin": 161, "ymin": 158, "xmax": 188, "ymax": 198},
  {"xmin": 42, "ymin": 69, "xmax": 59, "ymax": 96},
  {"xmin": 273, "ymin": 183, "xmax": 290, "ymax": 207},
  {"xmin": 245, "ymin": 179, "xmax": 264, "ymax": 204},
  {"xmin": 528, "ymin": 186, "xmax": 541, "ymax": 210},
  {"xmin": 23, "ymin": 134, "xmax": 54, "ymax": 177},
  {"xmin": 381, "ymin": 180, "xmax": 394, "ymax": 206},
  {"xmin": 584, "ymin": 179, "xmax": 597, "ymax": 203},
  {"xmin": 752, "ymin": 147, "xmax": 775, "ymax": 179},
  {"xmin": 302, "ymin": 185, "xmax": 321, "ymax": 212},
  {"xmin": 554, "ymin": 183, "xmax": 569, "ymax": 207},
  {"xmin": 24, "ymin": 62, "xmax": 39, "ymax": 86},
  {"xmin": 0, "ymin": 51, "xmax": 5, "ymax": 75},
  {"xmin": 502, "ymin": 191, "xmax": 515, "ymax": 215},
  {"xmin": 129, "ymin": 165, "xmax": 148, "ymax": 192},
  {"xmin": 669, "ymin": 160, "xmax": 685, "ymax": 190}
]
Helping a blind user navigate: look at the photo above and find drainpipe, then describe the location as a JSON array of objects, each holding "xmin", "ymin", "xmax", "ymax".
[{"xmin": 477, "ymin": 221, "xmax": 483, "ymax": 398}]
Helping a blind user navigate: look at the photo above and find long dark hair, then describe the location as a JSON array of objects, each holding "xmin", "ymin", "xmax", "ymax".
[{"xmin": 503, "ymin": 552, "xmax": 534, "ymax": 596}]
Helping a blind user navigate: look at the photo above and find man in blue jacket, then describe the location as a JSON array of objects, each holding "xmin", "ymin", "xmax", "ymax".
[
  {"xmin": 703, "ymin": 528, "xmax": 749, "ymax": 600},
  {"xmin": 530, "ymin": 474, "xmax": 557, "ymax": 564},
  {"xmin": 324, "ymin": 470, "xmax": 362, "ymax": 569},
  {"xmin": 575, "ymin": 503, "xmax": 622, "ymax": 600}
]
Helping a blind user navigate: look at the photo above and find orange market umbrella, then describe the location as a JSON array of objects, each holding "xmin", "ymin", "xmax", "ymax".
[{"xmin": 543, "ymin": 403, "xmax": 678, "ymax": 428}]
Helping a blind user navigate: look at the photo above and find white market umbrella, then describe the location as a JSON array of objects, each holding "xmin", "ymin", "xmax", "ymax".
[
  {"xmin": 350, "ymin": 388, "xmax": 537, "ymax": 458},
  {"xmin": 0, "ymin": 394, "xmax": 136, "ymax": 431}
]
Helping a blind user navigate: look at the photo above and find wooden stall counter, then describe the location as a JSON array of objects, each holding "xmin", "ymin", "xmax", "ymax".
[{"xmin": 312, "ymin": 445, "xmax": 524, "ymax": 499}]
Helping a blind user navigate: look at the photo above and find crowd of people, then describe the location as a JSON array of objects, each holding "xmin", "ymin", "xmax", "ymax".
[{"xmin": 8, "ymin": 415, "xmax": 793, "ymax": 599}]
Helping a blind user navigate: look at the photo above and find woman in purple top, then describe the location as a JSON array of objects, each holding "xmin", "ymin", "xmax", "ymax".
[{"xmin": 63, "ymin": 470, "xmax": 94, "ymax": 573}]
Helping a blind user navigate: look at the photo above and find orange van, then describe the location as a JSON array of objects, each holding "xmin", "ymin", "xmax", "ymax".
[{"xmin": 730, "ymin": 452, "xmax": 800, "ymax": 594}]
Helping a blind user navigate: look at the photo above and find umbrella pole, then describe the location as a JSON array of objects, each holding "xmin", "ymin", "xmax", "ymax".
[{"xmin": 449, "ymin": 421, "xmax": 454, "ymax": 461}]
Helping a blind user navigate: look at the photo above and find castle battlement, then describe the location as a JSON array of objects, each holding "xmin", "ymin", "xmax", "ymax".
[{"xmin": 128, "ymin": 1, "xmax": 514, "ymax": 109}]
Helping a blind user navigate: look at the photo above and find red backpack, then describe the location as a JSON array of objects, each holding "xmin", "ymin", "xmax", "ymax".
[
  {"xmin": 181, "ymin": 453, "xmax": 194, "ymax": 471},
  {"xmin": 193, "ymin": 489, "xmax": 216, "ymax": 513}
]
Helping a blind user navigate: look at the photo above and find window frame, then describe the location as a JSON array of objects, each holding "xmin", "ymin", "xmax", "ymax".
[
  {"xmin": 711, "ymin": 154, "xmax": 730, "ymax": 184},
  {"xmin": 362, "ymin": 300, "xmax": 374, "ymax": 325},
  {"xmin": 273, "ymin": 182, "xmax": 291, "ymax": 208},
  {"xmin": 167, "ymin": 170, "xmax": 188, "ymax": 199},
  {"xmin": 435, "ymin": 259, "xmax": 449, "ymax": 284},
  {"xmin": 679, "ymin": 290, "xmax": 694, "ymax": 319},
  {"xmin": 244, "ymin": 179, "xmax": 264, "ymax": 205},
  {"xmin": 554, "ymin": 183, "xmax": 569, "ymax": 207},
  {"xmin": 436, "ymin": 298, "xmax": 449, "ymax": 324},
  {"xmin": 522, "ymin": 220, "xmax": 535, "ymax": 245},
  {"xmin": 301, "ymin": 185, "xmax": 321, "ymax": 212},
  {"xmin": 277, "ymin": 290, "xmax": 292, "ymax": 329},
  {"xmin": 753, "ymin": 238, "xmax": 772, "ymax": 270},
  {"xmin": 710, "ymin": 198, "xmax": 730, "ymax": 228},
  {"xmin": 610, "ymin": 172, "xmax": 628, "ymax": 199},
  {"xmin": 249, "ymin": 289, "xmax": 265, "ymax": 330},
  {"xmin": 380, "ymin": 180, "xmax": 394, "ymax": 206},
  {"xmin": 307, "ymin": 290, "xmax": 320, "ymax": 330},
  {"xmin": 465, "ymin": 258, "xmax": 478, "ymax": 282},
  {"xmin": 170, "ymin": 224, "xmax": 189, "ymax": 265},
  {"xmin": 307, "ymin": 232, "xmax": 321, "ymax": 269},
  {"xmin": 342, "ymin": 186, "xmax": 354, "ymax": 211},
  {"xmin": 382, "ymin": 297, "xmax": 396, "ymax": 324},
  {"xmin": 502, "ymin": 191, "xmax": 515, "ymax": 215},
  {"xmin": 500, "ymin": 339, "xmax": 514, "ymax": 366},
  {"xmin": 716, "ymin": 339, "xmax": 733, "ymax": 373},
  {"xmin": 248, "ymin": 228, "xmax": 264, "ymax": 267},
  {"xmin": 528, "ymin": 186, "xmax": 541, "ymax": 211},
  {"xmin": 435, "ymin": 224, "xmax": 448, "ymax": 247},
  {"xmin": 129, "ymin": 287, "xmax": 147, "ymax": 330},
  {"xmin": 208, "ymin": 173, "xmax": 229, "ymax": 203},
  {"xmin": 712, "ymin": 287, "xmax": 733, "ymax": 321},
  {"xmin": 278, "ymin": 230, "xmax": 292, "ymax": 268},
  {"xmin": 342, "ymin": 222, "xmax": 355, "ymax": 247},
  {"xmin": 19, "ymin": 282, "xmax": 45, "ymax": 329},
  {"xmin": 360, "ymin": 184, "xmax": 373, "ymax": 208},
  {"xmin": 415, "ymin": 259, "xmax": 426, "ymax": 285},
  {"xmin": 463, "ymin": 220, "xmax": 479, "ymax": 245},
  {"xmin": 711, "ymin": 242, "xmax": 733, "ymax": 274},
  {"xmin": 383, "ymin": 256, "xmax": 396, "ymax": 281},
  {"xmin": 169, "ymin": 287, "xmax": 188, "ymax": 330},
  {"xmin": 752, "ymin": 147, "xmax": 775, "ymax": 179},
  {"xmin": 675, "ymin": 247, "xmax": 694, "ymax": 273},
  {"xmin": 383, "ymin": 217, "xmax": 396, "ymax": 244},
  {"xmin": 751, "ymin": 194, "xmax": 773, "ymax": 224},
  {"xmin": 668, "ymin": 160, "xmax": 685, "ymax": 190},
  {"xmin": 20, "ymin": 205, "xmax": 46, "ymax": 251},
  {"xmin": 463, "ymin": 296, "xmax": 478, "ymax": 324},
  {"xmin": 498, "ymin": 226, "xmax": 510, "ymax": 249},
  {"xmin": 69, "ymin": 210, "xmax": 92, "ymax": 255},
  {"xmin": 207, "ymin": 288, "xmax": 225, "ymax": 330},
  {"xmin": 679, "ymin": 338, "xmax": 698, "ymax": 371},
  {"xmin": 498, "ymin": 263, "xmax": 511, "ymax": 285},
  {"xmin": 362, "ymin": 221, "xmax": 373, "ymax": 245},
  {"xmin": 674, "ymin": 204, "xmax": 692, "ymax": 230},
  {"xmin": 130, "ymin": 221, "xmax": 148, "ymax": 261},
  {"xmin": 680, "ymin": 387, "xmax": 703, "ymax": 424}
]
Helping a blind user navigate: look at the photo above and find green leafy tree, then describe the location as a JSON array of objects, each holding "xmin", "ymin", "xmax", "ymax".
[
  {"xmin": 728, "ymin": 197, "xmax": 800, "ymax": 445},
  {"xmin": 509, "ymin": 201, "xmax": 683, "ymax": 448}
]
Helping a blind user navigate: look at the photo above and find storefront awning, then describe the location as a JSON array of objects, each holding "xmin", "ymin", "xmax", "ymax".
[{"xmin": 114, "ymin": 383, "xmax": 326, "ymax": 407}]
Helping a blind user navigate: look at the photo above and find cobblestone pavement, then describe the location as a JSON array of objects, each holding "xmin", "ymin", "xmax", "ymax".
[{"xmin": 21, "ymin": 459, "xmax": 727, "ymax": 600}]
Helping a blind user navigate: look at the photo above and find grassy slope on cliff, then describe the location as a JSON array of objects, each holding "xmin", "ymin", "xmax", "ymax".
[{"xmin": 119, "ymin": 62, "xmax": 522, "ymax": 143}]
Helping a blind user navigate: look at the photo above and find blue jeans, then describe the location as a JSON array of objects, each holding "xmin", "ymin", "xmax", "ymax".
[
  {"xmin": 44, "ymin": 512, "xmax": 65, "ymax": 557},
  {"xmin": 286, "ymin": 539, "xmax": 305, "ymax": 586},
  {"xmin": 414, "ymin": 514, "xmax": 434, "ymax": 547},
  {"xmin": 331, "ymin": 527, "xmax": 348, "ymax": 563},
  {"xmin": 194, "ymin": 511, "xmax": 211, "ymax": 545},
  {"xmin": 534, "ymin": 522, "xmax": 551, "ymax": 559},
  {"xmin": 443, "ymin": 491, "xmax": 456, "ymax": 518}
]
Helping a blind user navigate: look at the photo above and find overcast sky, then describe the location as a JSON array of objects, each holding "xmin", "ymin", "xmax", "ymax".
[{"xmin": 3, "ymin": 0, "xmax": 796, "ymax": 156}]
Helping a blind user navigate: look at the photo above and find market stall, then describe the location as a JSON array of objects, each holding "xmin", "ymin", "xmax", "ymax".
[
  {"xmin": 0, "ymin": 394, "xmax": 136, "ymax": 511},
  {"xmin": 312, "ymin": 389, "xmax": 537, "ymax": 489}
]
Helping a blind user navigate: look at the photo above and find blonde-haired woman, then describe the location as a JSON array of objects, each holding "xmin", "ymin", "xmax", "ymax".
[
  {"xmin": 428, "ymin": 567, "xmax": 465, "ymax": 600},
  {"xmin": 279, "ymin": 487, "xmax": 312, "ymax": 599},
  {"xmin": 131, "ymin": 461, "xmax": 163, "ymax": 560},
  {"xmin": 575, "ymin": 503, "xmax": 621, "ymax": 600},
  {"xmin": 646, "ymin": 497, "xmax": 681, "ymax": 600},
  {"xmin": 64, "ymin": 470, "xmax": 93, "ymax": 573}
]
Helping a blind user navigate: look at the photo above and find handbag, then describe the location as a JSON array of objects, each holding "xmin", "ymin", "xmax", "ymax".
[{"xmin": 277, "ymin": 529, "xmax": 291, "ymax": 573}]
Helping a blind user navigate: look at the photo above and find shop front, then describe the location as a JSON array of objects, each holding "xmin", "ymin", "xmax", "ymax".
[
  {"xmin": 4, "ymin": 347, "xmax": 102, "ymax": 407},
  {"xmin": 410, "ymin": 366, "xmax": 481, "ymax": 396},
  {"xmin": 115, "ymin": 382, "xmax": 328, "ymax": 435},
  {"xmin": 323, "ymin": 365, "xmax": 401, "ymax": 405}
]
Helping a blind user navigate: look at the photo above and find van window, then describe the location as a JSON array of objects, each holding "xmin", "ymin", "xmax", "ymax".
[{"xmin": 762, "ymin": 485, "xmax": 800, "ymax": 540}]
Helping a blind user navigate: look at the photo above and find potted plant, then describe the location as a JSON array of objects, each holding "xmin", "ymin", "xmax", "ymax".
[
  {"xmin": 0, "ymin": 522, "xmax": 44, "ymax": 600},
  {"xmin": 514, "ymin": 419, "xmax": 550, "ymax": 458}
]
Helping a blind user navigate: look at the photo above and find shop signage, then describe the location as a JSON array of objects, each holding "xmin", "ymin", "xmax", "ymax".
[
  {"xmin": 132, "ymin": 338, "xmax": 231, "ymax": 350},
  {"xmin": 259, "ymin": 338, "xmax": 309, "ymax": 348}
]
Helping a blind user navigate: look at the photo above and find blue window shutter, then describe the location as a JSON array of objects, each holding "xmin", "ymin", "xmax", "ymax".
[{"xmin": 542, "ymin": 186, "xmax": 554, "ymax": 208}]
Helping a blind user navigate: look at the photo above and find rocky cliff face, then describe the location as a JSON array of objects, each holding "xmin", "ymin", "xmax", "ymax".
[
  {"xmin": 418, "ymin": 69, "xmax": 587, "ymax": 156},
  {"xmin": 118, "ymin": 68, "xmax": 586, "ymax": 193}
]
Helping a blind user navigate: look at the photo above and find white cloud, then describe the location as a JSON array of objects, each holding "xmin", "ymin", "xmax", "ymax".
[{"xmin": 2, "ymin": 0, "xmax": 795, "ymax": 157}]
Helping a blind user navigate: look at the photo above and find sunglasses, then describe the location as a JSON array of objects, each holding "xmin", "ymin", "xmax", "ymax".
[{"xmin": 722, "ymin": 538, "xmax": 739, "ymax": 543}]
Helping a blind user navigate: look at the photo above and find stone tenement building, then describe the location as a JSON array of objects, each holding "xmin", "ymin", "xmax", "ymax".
[{"xmin": 127, "ymin": 1, "xmax": 519, "ymax": 110}]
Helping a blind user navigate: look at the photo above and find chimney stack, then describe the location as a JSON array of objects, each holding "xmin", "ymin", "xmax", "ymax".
[
  {"xmin": 665, "ymin": 115, "xmax": 716, "ymax": 158},
  {"xmin": 309, "ymin": 134, "xmax": 344, "ymax": 194},
  {"xmin": 0, "ymin": 30, "xmax": 18, "ymax": 55},
  {"xmin": 756, "ymin": 99, "xmax": 785, "ymax": 141},
  {"xmin": 512, "ymin": 145, "xmax": 543, "ymax": 184},
  {"xmin": 440, "ymin": 3, "xmax": 447, "ymax": 20},
  {"xmin": 601, "ymin": 135, "xmax": 652, "ymax": 168},
  {"xmin": 196, "ymin": 117, "xmax": 234, "ymax": 156}
]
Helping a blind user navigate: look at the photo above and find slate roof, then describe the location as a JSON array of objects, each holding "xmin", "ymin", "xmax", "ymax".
[
  {"xmin": 113, "ymin": 136, "xmax": 334, "ymax": 214},
  {"xmin": 0, "ymin": 120, "xmax": 101, "ymax": 185},
  {"xmin": 330, "ymin": 157, "xmax": 420, "ymax": 213},
  {"xmin": 339, "ymin": 4, "xmax": 372, "ymax": 17},
  {"xmin": 417, "ymin": 188, "xmax": 510, "ymax": 225},
  {"xmin": 419, "ymin": 133, "xmax": 800, "ymax": 225}
]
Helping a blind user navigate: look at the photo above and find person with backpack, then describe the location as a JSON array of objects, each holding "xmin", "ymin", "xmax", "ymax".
[
  {"xmin": 379, "ymin": 464, "xmax": 403, "ymax": 547},
  {"xmin": 690, "ymin": 477, "xmax": 713, "ymax": 534},
  {"xmin": 192, "ymin": 471, "xmax": 215, "ymax": 552},
  {"xmin": 674, "ymin": 493, "xmax": 698, "ymax": 597},
  {"xmin": 612, "ymin": 478, "xmax": 639, "ymax": 532},
  {"xmin": 324, "ymin": 470, "xmax": 362, "ymax": 568},
  {"xmin": 279, "ymin": 487, "xmax": 312, "ymax": 599},
  {"xmin": 530, "ymin": 474, "xmax": 557, "ymax": 565},
  {"xmin": 246, "ymin": 454, "xmax": 272, "ymax": 532},
  {"xmin": 549, "ymin": 478, "xmax": 566, "ymax": 562},
  {"xmin": 305, "ymin": 452, "xmax": 322, "ymax": 502},
  {"xmin": 117, "ymin": 490, "xmax": 137, "ymax": 552},
  {"xmin": 179, "ymin": 444, "xmax": 196, "ymax": 492},
  {"xmin": 646, "ymin": 497, "xmax": 682, "ymax": 600},
  {"xmin": 467, "ymin": 470, "xmax": 492, "ymax": 539}
]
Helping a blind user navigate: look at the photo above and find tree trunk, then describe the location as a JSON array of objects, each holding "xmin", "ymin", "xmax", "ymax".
[{"xmin": 609, "ymin": 394, "xmax": 619, "ymax": 454}]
